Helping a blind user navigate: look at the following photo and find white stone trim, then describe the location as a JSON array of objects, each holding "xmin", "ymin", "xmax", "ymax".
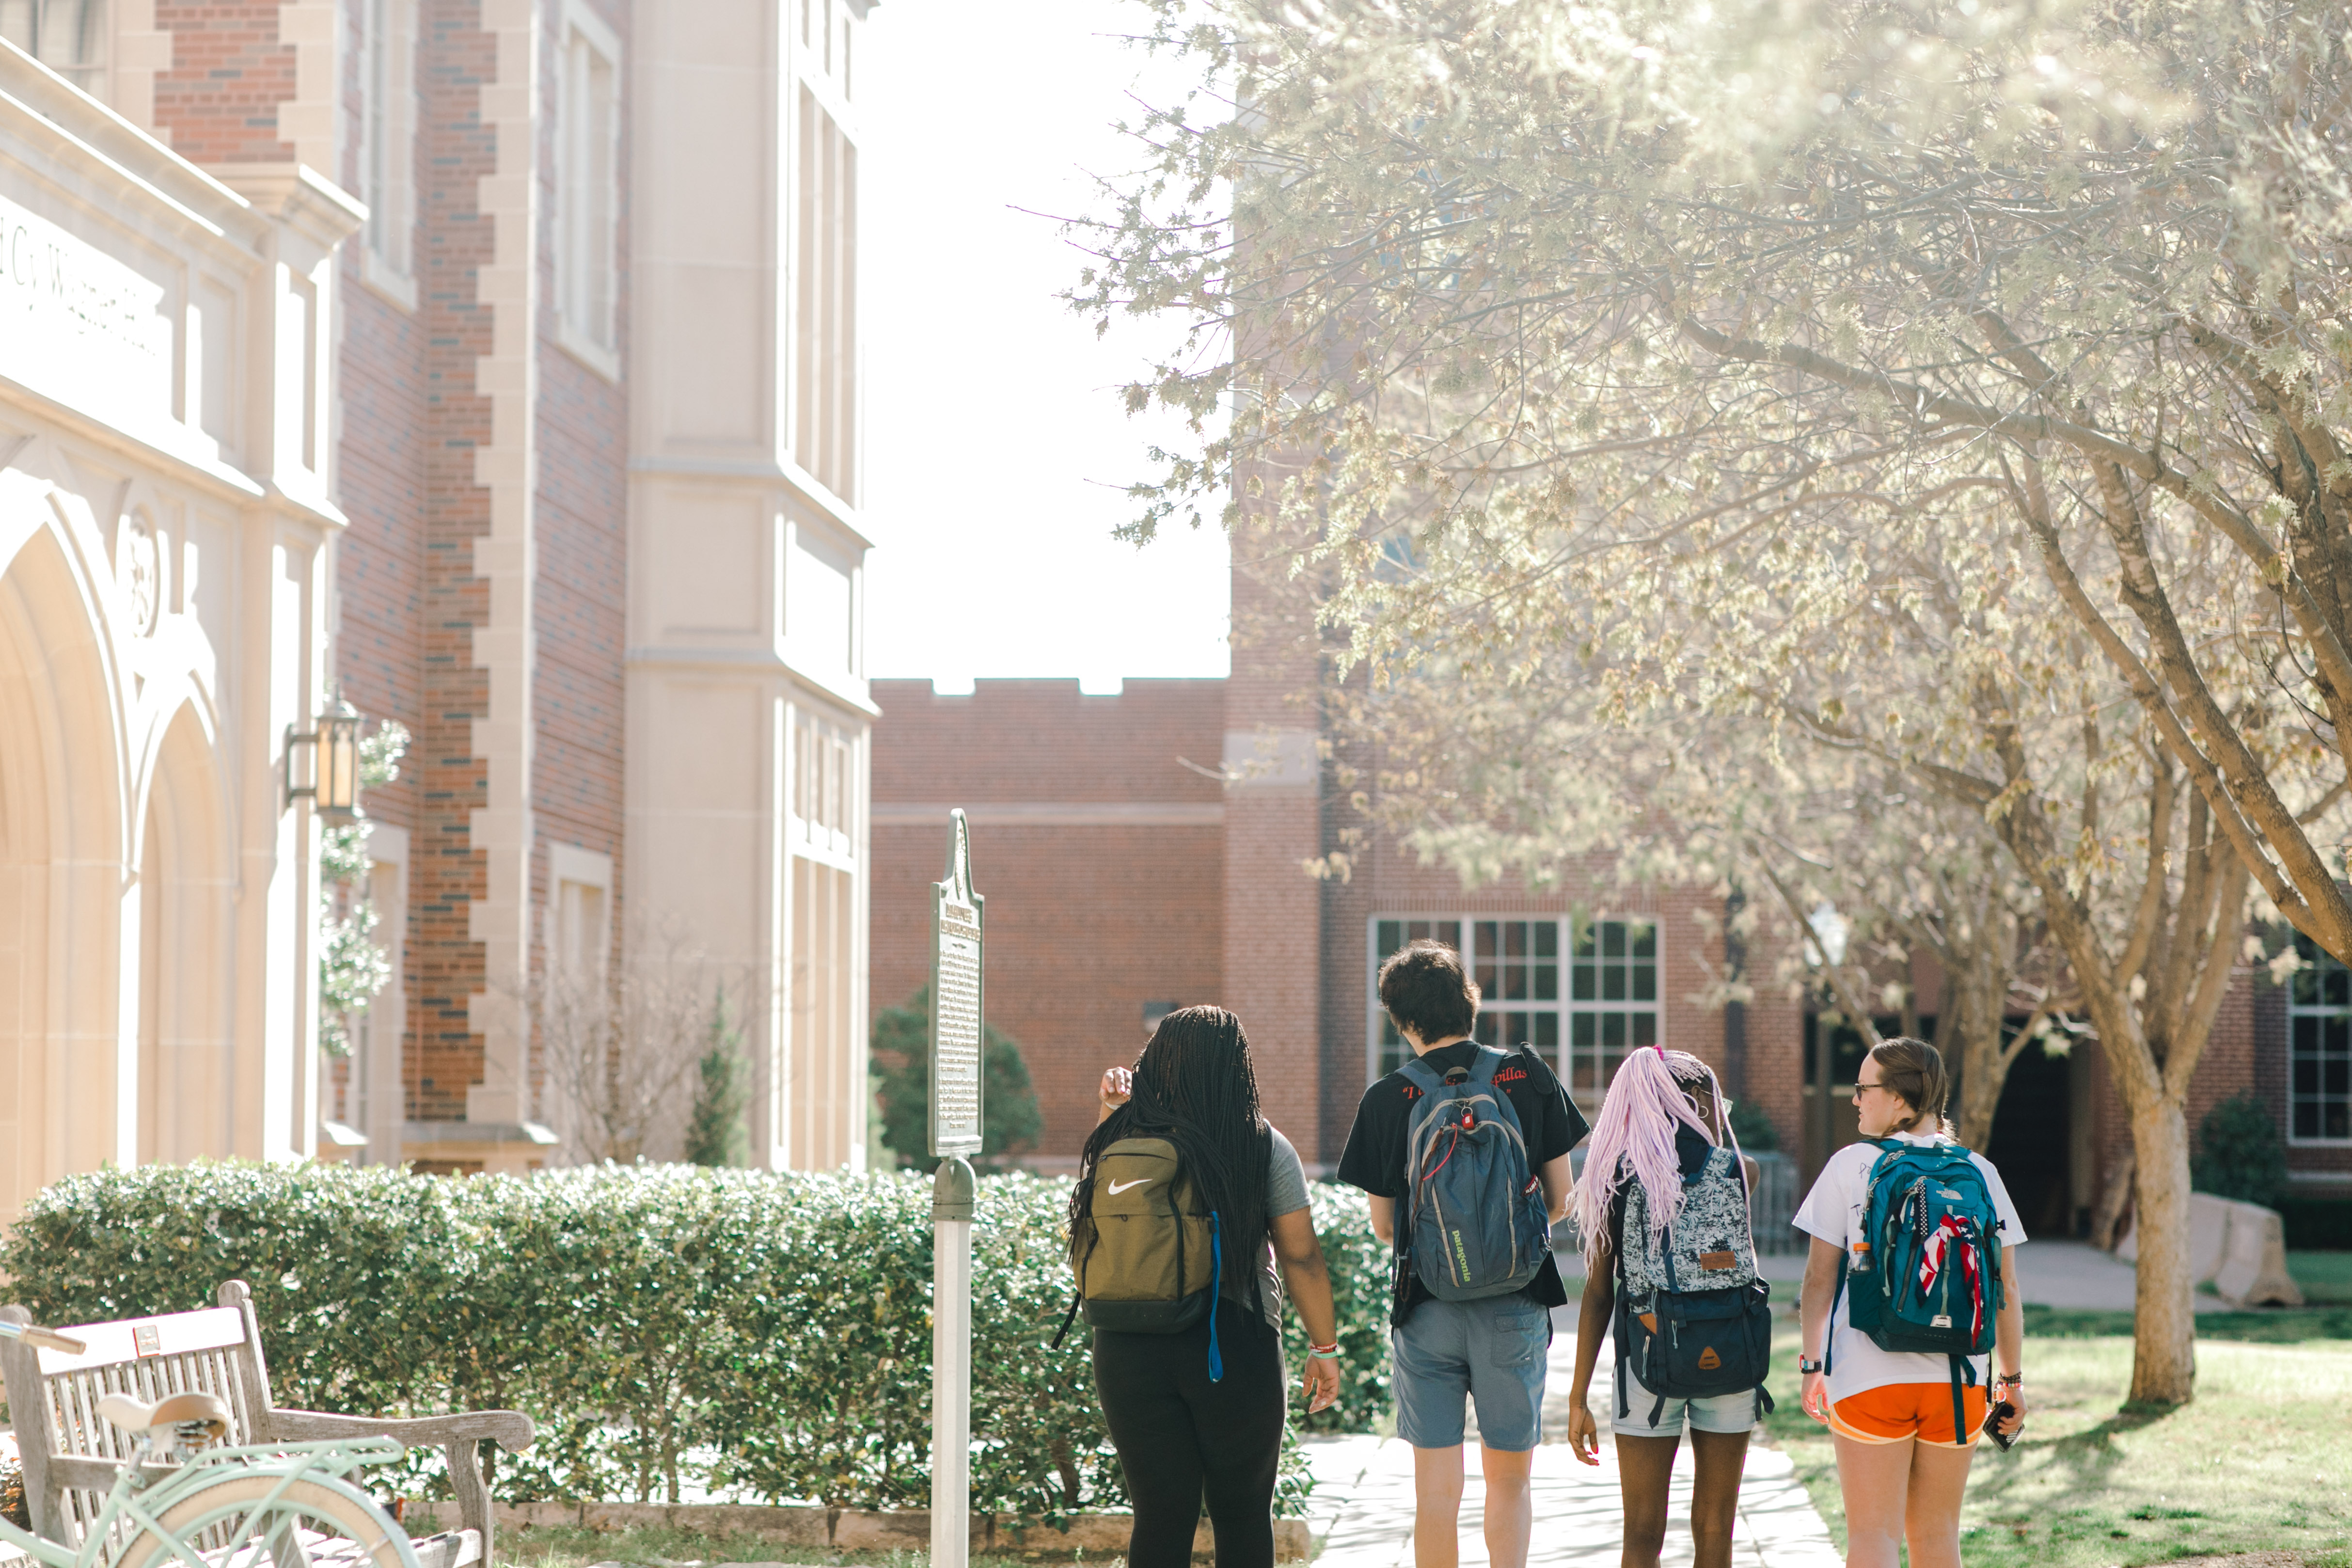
[
  {"xmin": 276, "ymin": 0, "xmax": 340, "ymax": 171},
  {"xmin": 464, "ymin": 0, "xmax": 540, "ymax": 1128},
  {"xmin": 110, "ymin": 0, "xmax": 170, "ymax": 132}
]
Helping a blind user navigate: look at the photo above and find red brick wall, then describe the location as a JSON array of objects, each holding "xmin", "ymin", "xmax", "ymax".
[
  {"xmin": 407, "ymin": 0, "xmax": 496, "ymax": 1121},
  {"xmin": 333, "ymin": 0, "xmax": 434, "ymax": 1116},
  {"xmin": 870, "ymin": 680, "xmax": 1226, "ymax": 1163},
  {"xmin": 152, "ymin": 1, "xmax": 298, "ymax": 162},
  {"xmin": 532, "ymin": 0, "xmax": 631, "ymax": 967}
]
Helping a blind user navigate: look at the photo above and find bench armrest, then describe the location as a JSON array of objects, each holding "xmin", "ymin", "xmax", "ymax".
[{"xmin": 262, "ymin": 1409, "xmax": 537, "ymax": 1452}]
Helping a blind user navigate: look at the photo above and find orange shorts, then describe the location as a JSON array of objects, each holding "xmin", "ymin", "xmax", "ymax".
[{"xmin": 1829, "ymin": 1382, "xmax": 1988, "ymax": 1448}]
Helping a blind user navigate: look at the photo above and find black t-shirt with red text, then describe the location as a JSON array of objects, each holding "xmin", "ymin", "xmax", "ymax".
[{"xmin": 1335, "ymin": 1039, "xmax": 1590, "ymax": 1321}]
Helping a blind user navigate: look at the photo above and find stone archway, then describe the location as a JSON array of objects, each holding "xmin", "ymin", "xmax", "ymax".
[
  {"xmin": 0, "ymin": 507, "xmax": 129, "ymax": 1221},
  {"xmin": 136, "ymin": 698, "xmax": 236, "ymax": 1165}
]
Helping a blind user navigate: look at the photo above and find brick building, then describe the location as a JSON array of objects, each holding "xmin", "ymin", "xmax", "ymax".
[
  {"xmin": 0, "ymin": 0, "xmax": 879, "ymax": 1211},
  {"xmin": 873, "ymin": 571, "xmax": 2352, "ymax": 1225}
]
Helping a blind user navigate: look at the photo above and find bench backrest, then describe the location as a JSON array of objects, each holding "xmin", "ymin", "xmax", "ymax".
[{"xmin": 0, "ymin": 1282, "xmax": 275, "ymax": 1546}]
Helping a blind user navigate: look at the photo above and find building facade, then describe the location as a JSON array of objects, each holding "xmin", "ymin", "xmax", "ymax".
[
  {"xmin": 0, "ymin": 0, "xmax": 876, "ymax": 1215},
  {"xmin": 871, "ymin": 570, "xmax": 2352, "ymax": 1228}
]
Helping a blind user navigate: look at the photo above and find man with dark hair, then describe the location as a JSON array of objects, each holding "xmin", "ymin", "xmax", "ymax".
[{"xmin": 1338, "ymin": 938, "xmax": 1587, "ymax": 1568}]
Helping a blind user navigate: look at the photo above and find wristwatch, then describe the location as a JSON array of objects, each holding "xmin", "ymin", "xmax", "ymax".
[{"xmin": 1797, "ymin": 1357, "xmax": 1824, "ymax": 1374}]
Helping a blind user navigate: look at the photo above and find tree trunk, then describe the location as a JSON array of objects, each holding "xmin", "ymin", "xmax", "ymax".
[
  {"xmin": 1952, "ymin": 1001, "xmax": 2007, "ymax": 1151},
  {"xmin": 2126, "ymin": 1094, "xmax": 2198, "ymax": 1404}
]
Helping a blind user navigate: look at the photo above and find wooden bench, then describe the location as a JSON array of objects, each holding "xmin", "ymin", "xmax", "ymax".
[{"xmin": 0, "ymin": 1281, "xmax": 534, "ymax": 1568}]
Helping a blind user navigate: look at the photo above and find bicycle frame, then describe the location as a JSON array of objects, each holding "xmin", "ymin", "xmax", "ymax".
[{"xmin": 0, "ymin": 1438, "xmax": 404, "ymax": 1568}]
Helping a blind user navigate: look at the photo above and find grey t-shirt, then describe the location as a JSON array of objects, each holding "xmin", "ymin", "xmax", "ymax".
[{"xmin": 1219, "ymin": 1125, "xmax": 1310, "ymax": 1330}]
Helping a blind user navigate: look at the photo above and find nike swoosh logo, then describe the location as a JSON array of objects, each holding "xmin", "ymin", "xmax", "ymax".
[{"xmin": 1107, "ymin": 1178, "xmax": 1153, "ymax": 1194}]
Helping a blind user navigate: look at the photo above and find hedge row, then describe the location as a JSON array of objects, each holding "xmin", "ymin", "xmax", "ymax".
[{"xmin": 0, "ymin": 1163, "xmax": 1392, "ymax": 1518}]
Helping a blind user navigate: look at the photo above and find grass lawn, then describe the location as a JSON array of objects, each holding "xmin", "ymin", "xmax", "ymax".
[
  {"xmin": 1762, "ymin": 1315, "xmax": 2352, "ymax": 1568},
  {"xmin": 2290, "ymin": 1251, "xmax": 2352, "ymax": 1306}
]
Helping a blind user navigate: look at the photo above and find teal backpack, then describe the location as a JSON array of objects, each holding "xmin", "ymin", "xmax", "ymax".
[{"xmin": 1831, "ymin": 1138, "xmax": 2005, "ymax": 1440}]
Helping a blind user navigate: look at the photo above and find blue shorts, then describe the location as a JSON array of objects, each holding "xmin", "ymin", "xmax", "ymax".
[{"xmin": 1390, "ymin": 1295, "xmax": 1551, "ymax": 1452}]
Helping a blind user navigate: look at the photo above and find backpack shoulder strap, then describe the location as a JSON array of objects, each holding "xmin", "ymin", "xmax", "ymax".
[
  {"xmin": 1466, "ymin": 1045, "xmax": 1508, "ymax": 1086},
  {"xmin": 1398, "ymin": 1055, "xmax": 1445, "ymax": 1095}
]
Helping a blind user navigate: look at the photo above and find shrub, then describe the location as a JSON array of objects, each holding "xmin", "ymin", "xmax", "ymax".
[
  {"xmin": 684, "ymin": 993, "xmax": 751, "ymax": 1169},
  {"xmin": 2279, "ymin": 1196, "xmax": 2352, "ymax": 1250},
  {"xmin": 2192, "ymin": 1091, "xmax": 2289, "ymax": 1210},
  {"xmin": 1728, "ymin": 1098, "xmax": 1780, "ymax": 1153},
  {"xmin": 0, "ymin": 1163, "xmax": 1385, "ymax": 1519},
  {"xmin": 870, "ymin": 987, "xmax": 1044, "ymax": 1170}
]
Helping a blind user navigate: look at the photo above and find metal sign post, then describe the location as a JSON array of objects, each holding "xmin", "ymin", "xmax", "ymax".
[{"xmin": 929, "ymin": 809, "xmax": 984, "ymax": 1568}]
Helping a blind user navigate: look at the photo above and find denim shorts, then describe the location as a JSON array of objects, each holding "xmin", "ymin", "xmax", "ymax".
[
  {"xmin": 1611, "ymin": 1362, "xmax": 1762, "ymax": 1438},
  {"xmin": 1390, "ymin": 1295, "xmax": 1551, "ymax": 1452}
]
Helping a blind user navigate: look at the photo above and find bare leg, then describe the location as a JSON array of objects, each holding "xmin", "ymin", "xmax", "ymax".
[
  {"xmin": 1612, "ymin": 1433, "xmax": 1680, "ymax": 1568},
  {"xmin": 1899, "ymin": 1439, "xmax": 1976, "ymax": 1568},
  {"xmin": 1687, "ymin": 1429, "xmax": 1751, "ymax": 1568},
  {"xmin": 1480, "ymin": 1443, "xmax": 1535, "ymax": 1568},
  {"xmin": 1832, "ymin": 1433, "xmax": 1914, "ymax": 1568},
  {"xmin": 1411, "ymin": 1444, "xmax": 1465, "ymax": 1568}
]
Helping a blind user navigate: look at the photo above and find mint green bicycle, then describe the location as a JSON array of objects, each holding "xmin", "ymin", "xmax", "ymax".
[{"xmin": 0, "ymin": 1318, "xmax": 422, "ymax": 1568}]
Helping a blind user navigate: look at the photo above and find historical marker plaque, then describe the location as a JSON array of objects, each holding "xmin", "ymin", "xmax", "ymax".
[{"xmin": 929, "ymin": 809, "xmax": 985, "ymax": 1158}]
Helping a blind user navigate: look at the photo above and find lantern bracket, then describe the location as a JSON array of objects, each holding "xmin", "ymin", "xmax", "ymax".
[{"xmin": 284, "ymin": 693, "xmax": 364, "ymax": 821}]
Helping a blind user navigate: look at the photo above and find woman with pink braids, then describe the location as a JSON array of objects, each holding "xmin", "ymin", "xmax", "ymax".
[{"xmin": 1563, "ymin": 1047, "xmax": 1763, "ymax": 1568}]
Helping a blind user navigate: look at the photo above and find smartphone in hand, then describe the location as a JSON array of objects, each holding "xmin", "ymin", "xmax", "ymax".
[{"xmin": 1984, "ymin": 1399, "xmax": 2019, "ymax": 1451}]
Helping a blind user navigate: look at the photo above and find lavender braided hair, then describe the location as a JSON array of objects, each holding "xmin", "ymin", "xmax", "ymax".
[{"xmin": 1571, "ymin": 1045, "xmax": 1739, "ymax": 1272}]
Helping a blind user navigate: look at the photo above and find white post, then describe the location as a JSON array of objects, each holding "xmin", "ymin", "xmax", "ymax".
[{"xmin": 931, "ymin": 1155, "xmax": 975, "ymax": 1567}]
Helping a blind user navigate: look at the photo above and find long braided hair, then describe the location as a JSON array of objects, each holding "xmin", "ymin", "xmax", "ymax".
[
  {"xmin": 1570, "ymin": 1045, "xmax": 1737, "ymax": 1273},
  {"xmin": 1071, "ymin": 1005, "xmax": 1270, "ymax": 1289}
]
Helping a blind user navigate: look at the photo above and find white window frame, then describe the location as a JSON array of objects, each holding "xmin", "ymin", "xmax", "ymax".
[
  {"xmin": 1367, "ymin": 913, "xmax": 1662, "ymax": 1119},
  {"xmin": 791, "ymin": 708, "xmax": 858, "ymax": 871},
  {"xmin": 556, "ymin": 1, "xmax": 621, "ymax": 377},
  {"xmin": 2287, "ymin": 932, "xmax": 2352, "ymax": 1145},
  {"xmin": 1, "ymin": 0, "xmax": 108, "ymax": 99},
  {"xmin": 547, "ymin": 842, "xmax": 615, "ymax": 985},
  {"xmin": 355, "ymin": 0, "xmax": 420, "ymax": 308}
]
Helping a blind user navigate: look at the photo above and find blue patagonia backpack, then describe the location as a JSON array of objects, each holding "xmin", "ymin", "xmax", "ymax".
[
  {"xmin": 1833, "ymin": 1137, "xmax": 2005, "ymax": 1440},
  {"xmin": 1399, "ymin": 1047, "xmax": 1553, "ymax": 1301}
]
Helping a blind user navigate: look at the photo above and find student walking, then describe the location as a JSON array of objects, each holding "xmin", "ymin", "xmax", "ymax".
[
  {"xmin": 1069, "ymin": 1005, "xmax": 1341, "ymax": 1568},
  {"xmin": 1563, "ymin": 1046, "xmax": 1773, "ymax": 1568},
  {"xmin": 1336, "ymin": 939, "xmax": 1585, "ymax": 1568},
  {"xmin": 1793, "ymin": 1038, "xmax": 2027, "ymax": 1568}
]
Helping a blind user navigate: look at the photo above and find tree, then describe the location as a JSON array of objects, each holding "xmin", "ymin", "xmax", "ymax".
[
  {"xmin": 684, "ymin": 989, "xmax": 751, "ymax": 1168},
  {"xmin": 534, "ymin": 920, "xmax": 735, "ymax": 1165},
  {"xmin": 869, "ymin": 987, "xmax": 1045, "ymax": 1171},
  {"xmin": 1075, "ymin": 0, "xmax": 2345, "ymax": 1401}
]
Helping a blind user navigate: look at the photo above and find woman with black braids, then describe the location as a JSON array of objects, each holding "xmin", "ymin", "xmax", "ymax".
[{"xmin": 1079, "ymin": 1005, "xmax": 1340, "ymax": 1568}]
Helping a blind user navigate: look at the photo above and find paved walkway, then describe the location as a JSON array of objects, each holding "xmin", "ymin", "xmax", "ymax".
[{"xmin": 1302, "ymin": 1314, "xmax": 1841, "ymax": 1567}]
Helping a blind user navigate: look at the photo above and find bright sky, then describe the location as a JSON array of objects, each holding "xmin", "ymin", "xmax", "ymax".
[{"xmin": 858, "ymin": 0, "xmax": 1229, "ymax": 696}]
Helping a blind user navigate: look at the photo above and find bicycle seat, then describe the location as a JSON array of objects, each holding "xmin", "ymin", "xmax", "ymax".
[{"xmin": 95, "ymin": 1391, "xmax": 231, "ymax": 1443}]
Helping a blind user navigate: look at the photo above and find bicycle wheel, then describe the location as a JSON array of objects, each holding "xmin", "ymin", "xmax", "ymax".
[{"xmin": 105, "ymin": 1473, "xmax": 419, "ymax": 1568}]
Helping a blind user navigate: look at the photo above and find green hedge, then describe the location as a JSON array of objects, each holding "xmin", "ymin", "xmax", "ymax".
[
  {"xmin": 0, "ymin": 1163, "xmax": 1391, "ymax": 1518},
  {"xmin": 2280, "ymin": 1196, "xmax": 2352, "ymax": 1251}
]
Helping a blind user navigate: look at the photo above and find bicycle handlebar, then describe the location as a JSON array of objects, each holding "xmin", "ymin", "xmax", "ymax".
[{"xmin": 0, "ymin": 1319, "xmax": 87, "ymax": 1355}]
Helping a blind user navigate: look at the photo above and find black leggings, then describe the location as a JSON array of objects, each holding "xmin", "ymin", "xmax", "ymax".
[{"xmin": 1092, "ymin": 1301, "xmax": 1286, "ymax": 1568}]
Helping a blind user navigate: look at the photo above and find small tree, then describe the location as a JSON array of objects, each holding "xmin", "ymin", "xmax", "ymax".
[
  {"xmin": 317, "ymin": 720, "xmax": 410, "ymax": 1056},
  {"xmin": 869, "ymin": 986, "xmax": 1044, "ymax": 1171},
  {"xmin": 2192, "ymin": 1091, "xmax": 2289, "ymax": 1210},
  {"xmin": 684, "ymin": 989, "xmax": 751, "ymax": 1168}
]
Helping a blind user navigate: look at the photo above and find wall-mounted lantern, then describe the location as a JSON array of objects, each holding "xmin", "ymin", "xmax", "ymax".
[{"xmin": 286, "ymin": 693, "xmax": 363, "ymax": 821}]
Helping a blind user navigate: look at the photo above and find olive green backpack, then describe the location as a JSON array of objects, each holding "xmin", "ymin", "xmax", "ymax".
[{"xmin": 1052, "ymin": 1137, "xmax": 1233, "ymax": 1374}]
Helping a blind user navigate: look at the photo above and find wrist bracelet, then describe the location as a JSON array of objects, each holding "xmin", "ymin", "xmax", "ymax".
[
  {"xmin": 1994, "ymin": 1372, "xmax": 2022, "ymax": 1386},
  {"xmin": 1307, "ymin": 1343, "xmax": 1340, "ymax": 1359}
]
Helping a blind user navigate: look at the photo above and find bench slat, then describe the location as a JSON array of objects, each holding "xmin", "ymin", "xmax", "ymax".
[{"xmin": 34, "ymin": 1309, "xmax": 245, "ymax": 1375}]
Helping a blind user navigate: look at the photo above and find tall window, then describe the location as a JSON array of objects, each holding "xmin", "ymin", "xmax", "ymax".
[
  {"xmin": 1370, "ymin": 915, "xmax": 1660, "ymax": 1117},
  {"xmin": 2289, "ymin": 932, "xmax": 2352, "ymax": 1142},
  {"xmin": 0, "ymin": 0, "xmax": 106, "ymax": 95},
  {"xmin": 795, "ymin": 87, "xmax": 856, "ymax": 501},
  {"xmin": 357, "ymin": 0, "xmax": 418, "ymax": 281},
  {"xmin": 558, "ymin": 11, "xmax": 620, "ymax": 364}
]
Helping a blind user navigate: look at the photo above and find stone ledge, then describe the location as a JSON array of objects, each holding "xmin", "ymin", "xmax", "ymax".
[{"xmin": 405, "ymin": 1501, "xmax": 1311, "ymax": 1560}]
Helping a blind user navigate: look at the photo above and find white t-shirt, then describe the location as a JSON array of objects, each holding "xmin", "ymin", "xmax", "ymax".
[{"xmin": 1791, "ymin": 1131, "xmax": 2025, "ymax": 1402}]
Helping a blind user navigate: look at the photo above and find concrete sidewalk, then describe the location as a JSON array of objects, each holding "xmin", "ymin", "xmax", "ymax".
[{"xmin": 1302, "ymin": 1319, "xmax": 1840, "ymax": 1567}]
